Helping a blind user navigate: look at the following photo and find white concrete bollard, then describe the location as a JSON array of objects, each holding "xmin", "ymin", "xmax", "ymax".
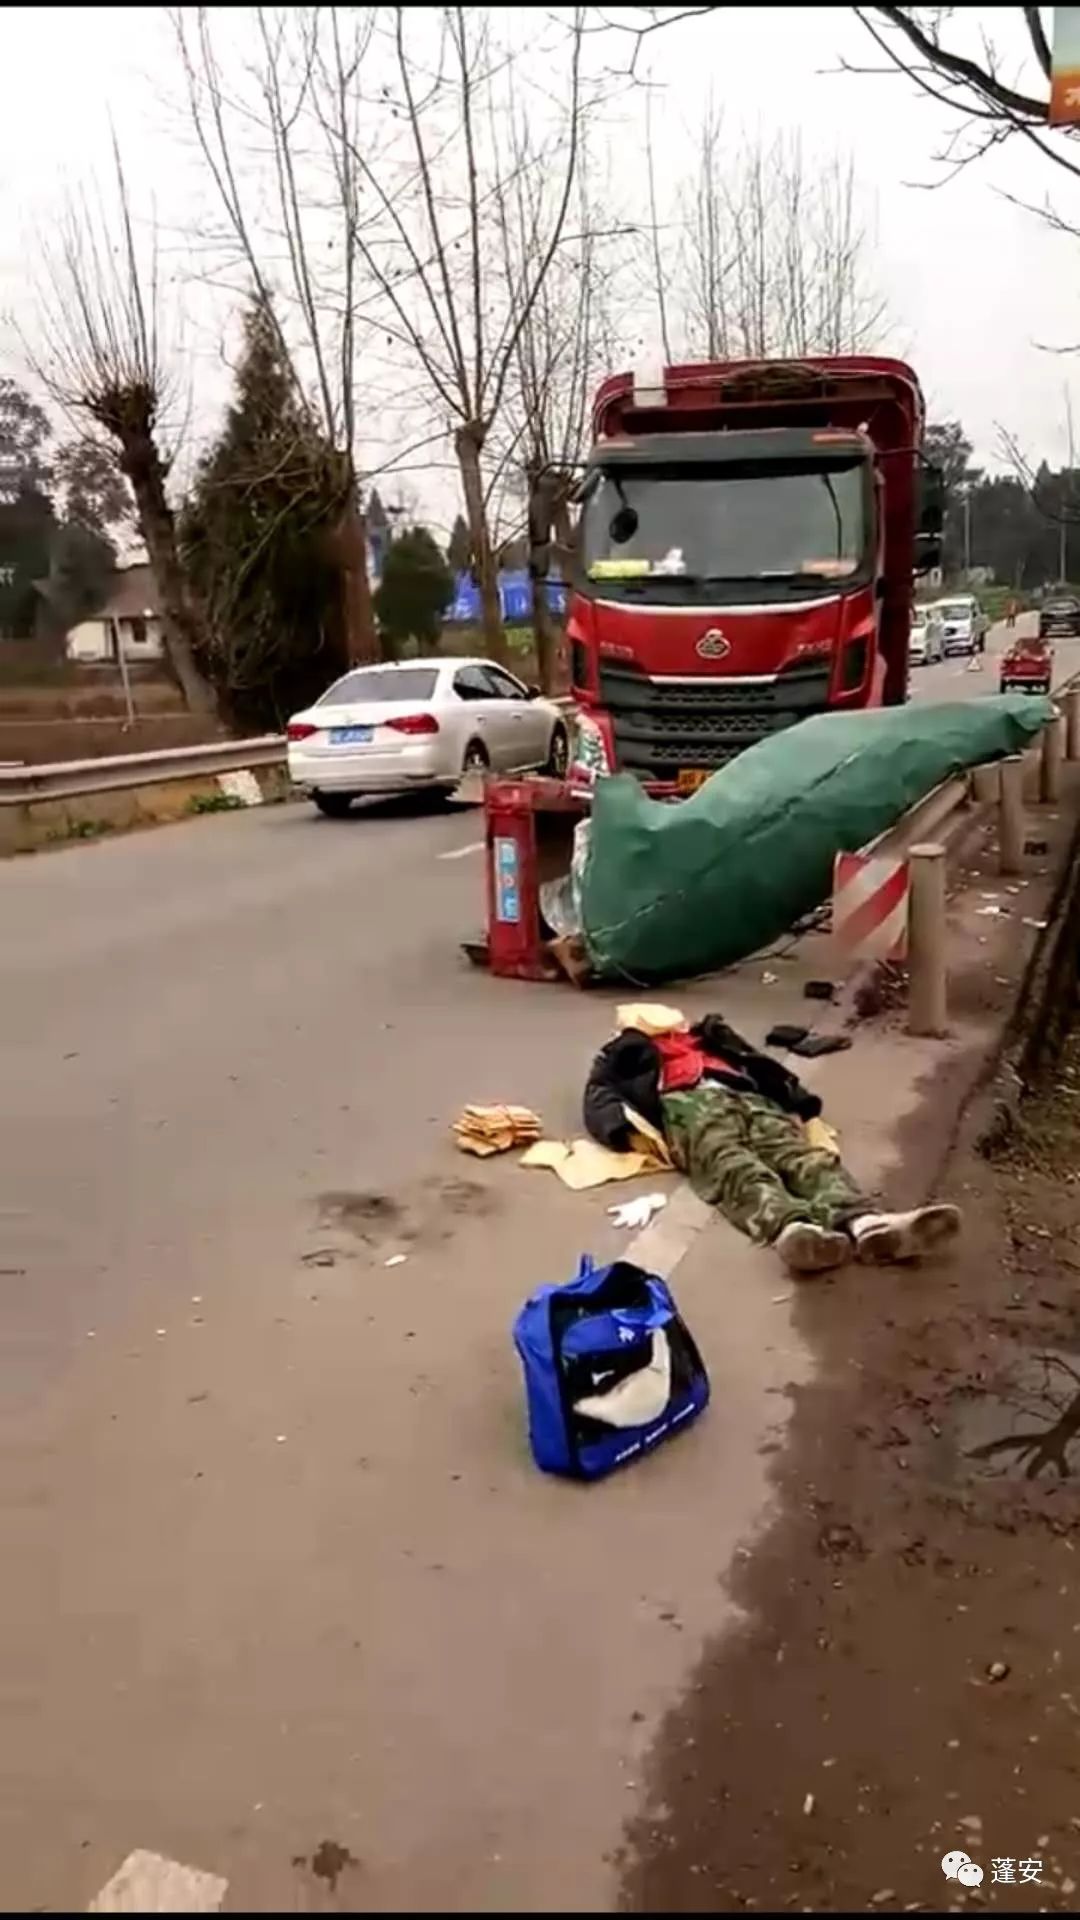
[
  {"xmin": 907, "ymin": 841, "xmax": 947, "ymax": 1038},
  {"xmin": 999, "ymin": 755, "xmax": 1025, "ymax": 876},
  {"xmin": 972, "ymin": 764, "xmax": 1000, "ymax": 806},
  {"xmin": 1066, "ymin": 688, "xmax": 1080, "ymax": 762},
  {"xmin": 1040, "ymin": 713, "xmax": 1065, "ymax": 804}
]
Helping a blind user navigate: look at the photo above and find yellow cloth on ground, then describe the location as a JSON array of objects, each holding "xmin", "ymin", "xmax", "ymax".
[
  {"xmin": 615, "ymin": 1002, "xmax": 688, "ymax": 1036},
  {"xmin": 804, "ymin": 1115, "xmax": 841, "ymax": 1158},
  {"xmin": 522, "ymin": 1112, "xmax": 673, "ymax": 1192}
]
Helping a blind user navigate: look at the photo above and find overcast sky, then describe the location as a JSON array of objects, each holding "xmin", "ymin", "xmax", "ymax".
[{"xmin": 2, "ymin": 5, "xmax": 1079, "ymax": 525}]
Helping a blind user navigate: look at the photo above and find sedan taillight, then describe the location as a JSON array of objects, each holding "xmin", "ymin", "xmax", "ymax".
[
  {"xmin": 385, "ymin": 713, "xmax": 440, "ymax": 735},
  {"xmin": 287, "ymin": 722, "xmax": 319, "ymax": 741}
]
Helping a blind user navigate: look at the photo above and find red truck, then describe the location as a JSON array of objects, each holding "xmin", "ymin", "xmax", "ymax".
[{"xmin": 564, "ymin": 357, "xmax": 942, "ymax": 792}]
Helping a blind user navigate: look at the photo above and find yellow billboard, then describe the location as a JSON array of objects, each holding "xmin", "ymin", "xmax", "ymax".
[{"xmin": 1051, "ymin": 6, "xmax": 1080, "ymax": 124}]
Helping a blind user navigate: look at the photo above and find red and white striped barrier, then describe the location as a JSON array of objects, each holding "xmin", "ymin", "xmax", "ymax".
[{"xmin": 832, "ymin": 850, "xmax": 909, "ymax": 960}]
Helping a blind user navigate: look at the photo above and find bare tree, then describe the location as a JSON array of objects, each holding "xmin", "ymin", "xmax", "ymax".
[
  {"xmin": 486, "ymin": 124, "xmax": 620, "ymax": 690},
  {"xmin": 672, "ymin": 121, "xmax": 887, "ymax": 362},
  {"xmin": 32, "ymin": 148, "xmax": 215, "ymax": 713},
  {"xmin": 644, "ymin": 88, "xmax": 674, "ymax": 364},
  {"xmin": 999, "ymin": 387, "xmax": 1080, "ymax": 588},
  {"xmin": 847, "ymin": 7, "xmax": 1080, "ymax": 199},
  {"xmin": 343, "ymin": 4, "xmax": 587, "ymax": 666},
  {"xmin": 679, "ymin": 98, "xmax": 730, "ymax": 358},
  {"xmin": 174, "ymin": 4, "xmax": 379, "ymax": 664}
]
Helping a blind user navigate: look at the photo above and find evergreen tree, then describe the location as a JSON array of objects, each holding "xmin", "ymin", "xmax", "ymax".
[
  {"xmin": 180, "ymin": 297, "xmax": 352, "ymax": 728},
  {"xmin": 0, "ymin": 379, "xmax": 55, "ymax": 637},
  {"xmin": 375, "ymin": 526, "xmax": 453, "ymax": 654},
  {"xmin": 447, "ymin": 512, "xmax": 473, "ymax": 576}
]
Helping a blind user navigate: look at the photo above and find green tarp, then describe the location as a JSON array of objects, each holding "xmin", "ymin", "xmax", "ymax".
[{"xmin": 580, "ymin": 696, "xmax": 1056, "ymax": 983}]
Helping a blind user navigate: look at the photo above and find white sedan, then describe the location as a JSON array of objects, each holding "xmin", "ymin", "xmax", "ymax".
[
  {"xmin": 286, "ymin": 657, "xmax": 570, "ymax": 816},
  {"xmin": 909, "ymin": 608, "xmax": 944, "ymax": 666}
]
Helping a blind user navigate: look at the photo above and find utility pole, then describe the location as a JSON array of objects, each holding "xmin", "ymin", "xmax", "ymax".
[
  {"xmin": 963, "ymin": 490, "xmax": 972, "ymax": 577},
  {"xmin": 1061, "ymin": 516, "xmax": 1068, "ymax": 586}
]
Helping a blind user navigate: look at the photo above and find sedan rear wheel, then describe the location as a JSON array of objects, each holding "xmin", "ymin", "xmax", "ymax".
[
  {"xmin": 313, "ymin": 791, "xmax": 354, "ymax": 818},
  {"xmin": 462, "ymin": 739, "xmax": 490, "ymax": 776}
]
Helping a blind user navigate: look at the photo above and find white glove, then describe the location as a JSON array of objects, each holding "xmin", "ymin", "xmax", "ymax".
[{"xmin": 607, "ymin": 1192, "xmax": 668, "ymax": 1231}]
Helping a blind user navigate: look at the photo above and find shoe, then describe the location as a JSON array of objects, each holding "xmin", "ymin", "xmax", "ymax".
[
  {"xmin": 774, "ymin": 1220, "xmax": 851, "ymax": 1275},
  {"xmin": 852, "ymin": 1204, "xmax": 961, "ymax": 1265}
]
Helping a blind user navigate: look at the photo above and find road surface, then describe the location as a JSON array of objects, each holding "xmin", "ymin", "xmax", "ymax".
[
  {"xmin": 1, "ymin": 612, "xmax": 1073, "ymax": 1913},
  {"xmin": 907, "ymin": 607, "xmax": 1078, "ymax": 704}
]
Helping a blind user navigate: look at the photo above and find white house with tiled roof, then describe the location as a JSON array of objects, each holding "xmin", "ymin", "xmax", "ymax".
[{"xmin": 65, "ymin": 561, "xmax": 164, "ymax": 663}]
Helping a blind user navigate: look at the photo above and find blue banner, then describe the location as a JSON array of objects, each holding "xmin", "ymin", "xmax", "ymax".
[{"xmin": 445, "ymin": 571, "xmax": 568, "ymax": 626}]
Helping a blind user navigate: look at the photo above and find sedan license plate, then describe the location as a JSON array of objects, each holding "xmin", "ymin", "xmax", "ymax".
[
  {"xmin": 330, "ymin": 725, "xmax": 373, "ymax": 745},
  {"xmin": 677, "ymin": 768, "xmax": 710, "ymax": 795}
]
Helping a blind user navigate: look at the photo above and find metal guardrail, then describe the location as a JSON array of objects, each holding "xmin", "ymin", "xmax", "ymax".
[
  {"xmin": 0, "ymin": 735, "xmax": 286, "ymax": 808},
  {"xmin": 0, "ymin": 658, "xmax": 1068, "ymax": 819},
  {"xmin": 864, "ymin": 667, "xmax": 1080, "ymax": 871},
  {"xmin": 2, "ymin": 705, "xmax": 577, "ymax": 811}
]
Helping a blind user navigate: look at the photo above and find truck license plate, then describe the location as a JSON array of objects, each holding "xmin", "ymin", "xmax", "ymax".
[{"xmin": 677, "ymin": 768, "xmax": 709, "ymax": 795}]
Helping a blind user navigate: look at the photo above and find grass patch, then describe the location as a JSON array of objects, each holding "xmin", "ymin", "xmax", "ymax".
[{"xmin": 187, "ymin": 790, "xmax": 245, "ymax": 814}]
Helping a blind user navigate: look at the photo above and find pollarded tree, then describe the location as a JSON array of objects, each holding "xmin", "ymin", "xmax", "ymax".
[{"xmin": 32, "ymin": 154, "xmax": 215, "ymax": 712}]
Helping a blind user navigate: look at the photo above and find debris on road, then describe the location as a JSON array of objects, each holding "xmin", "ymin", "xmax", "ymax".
[
  {"xmin": 453, "ymin": 1104, "xmax": 542, "ymax": 1156},
  {"xmin": 88, "ymin": 1848, "xmax": 227, "ymax": 1913},
  {"xmin": 765, "ymin": 1024, "xmax": 852, "ymax": 1058},
  {"xmin": 804, "ymin": 980, "xmax": 837, "ymax": 1001},
  {"xmin": 384, "ymin": 1253, "xmax": 408, "ymax": 1268},
  {"xmin": 513, "ymin": 1254, "xmax": 709, "ymax": 1478}
]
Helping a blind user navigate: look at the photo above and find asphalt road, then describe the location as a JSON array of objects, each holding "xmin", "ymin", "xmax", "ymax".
[
  {"xmin": 908, "ymin": 608, "xmax": 1080, "ymax": 703},
  {"xmin": 3, "ymin": 782, "xmax": 816, "ymax": 1913},
  {"xmin": 1, "ymin": 616, "xmax": 1075, "ymax": 1914}
]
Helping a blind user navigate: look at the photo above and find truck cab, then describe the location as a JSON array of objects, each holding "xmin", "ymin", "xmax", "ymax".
[{"xmin": 565, "ymin": 358, "xmax": 937, "ymax": 791}]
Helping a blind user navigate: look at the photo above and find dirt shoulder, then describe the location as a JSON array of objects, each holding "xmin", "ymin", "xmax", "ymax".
[{"xmin": 618, "ymin": 1004, "xmax": 1080, "ymax": 1913}]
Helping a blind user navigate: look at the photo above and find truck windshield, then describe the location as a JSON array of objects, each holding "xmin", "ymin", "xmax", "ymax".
[{"xmin": 580, "ymin": 459, "xmax": 869, "ymax": 593}]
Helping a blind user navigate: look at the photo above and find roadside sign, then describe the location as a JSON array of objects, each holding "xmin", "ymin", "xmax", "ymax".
[
  {"xmin": 1050, "ymin": 7, "xmax": 1080, "ymax": 125},
  {"xmin": 832, "ymin": 850, "xmax": 909, "ymax": 961}
]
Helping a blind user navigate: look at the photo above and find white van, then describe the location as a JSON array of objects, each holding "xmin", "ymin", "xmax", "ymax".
[{"xmin": 933, "ymin": 595, "xmax": 989, "ymax": 658}]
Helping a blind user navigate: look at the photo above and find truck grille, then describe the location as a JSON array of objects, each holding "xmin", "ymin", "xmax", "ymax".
[{"xmin": 598, "ymin": 660, "xmax": 832, "ymax": 780}]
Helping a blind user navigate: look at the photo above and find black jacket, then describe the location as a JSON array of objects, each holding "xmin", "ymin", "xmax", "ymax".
[{"xmin": 583, "ymin": 1014, "xmax": 822, "ymax": 1151}]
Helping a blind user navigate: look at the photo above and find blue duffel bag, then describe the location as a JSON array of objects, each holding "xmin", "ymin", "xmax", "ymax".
[{"xmin": 512, "ymin": 1255, "xmax": 710, "ymax": 1479}]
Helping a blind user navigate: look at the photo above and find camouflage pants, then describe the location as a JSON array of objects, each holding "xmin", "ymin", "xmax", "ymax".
[{"xmin": 661, "ymin": 1084, "xmax": 868, "ymax": 1246}]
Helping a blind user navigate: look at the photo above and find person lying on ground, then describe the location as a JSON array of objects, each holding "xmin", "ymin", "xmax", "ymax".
[{"xmin": 583, "ymin": 1004, "xmax": 960, "ymax": 1277}]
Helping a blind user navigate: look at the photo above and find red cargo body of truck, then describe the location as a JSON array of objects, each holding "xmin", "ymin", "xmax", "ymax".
[{"xmin": 566, "ymin": 357, "xmax": 930, "ymax": 791}]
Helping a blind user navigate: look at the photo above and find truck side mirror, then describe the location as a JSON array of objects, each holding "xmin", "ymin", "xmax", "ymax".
[
  {"xmin": 914, "ymin": 459, "xmax": 944, "ymax": 575},
  {"xmin": 914, "ymin": 531, "xmax": 942, "ymax": 575},
  {"xmin": 917, "ymin": 462, "xmax": 944, "ymax": 529}
]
